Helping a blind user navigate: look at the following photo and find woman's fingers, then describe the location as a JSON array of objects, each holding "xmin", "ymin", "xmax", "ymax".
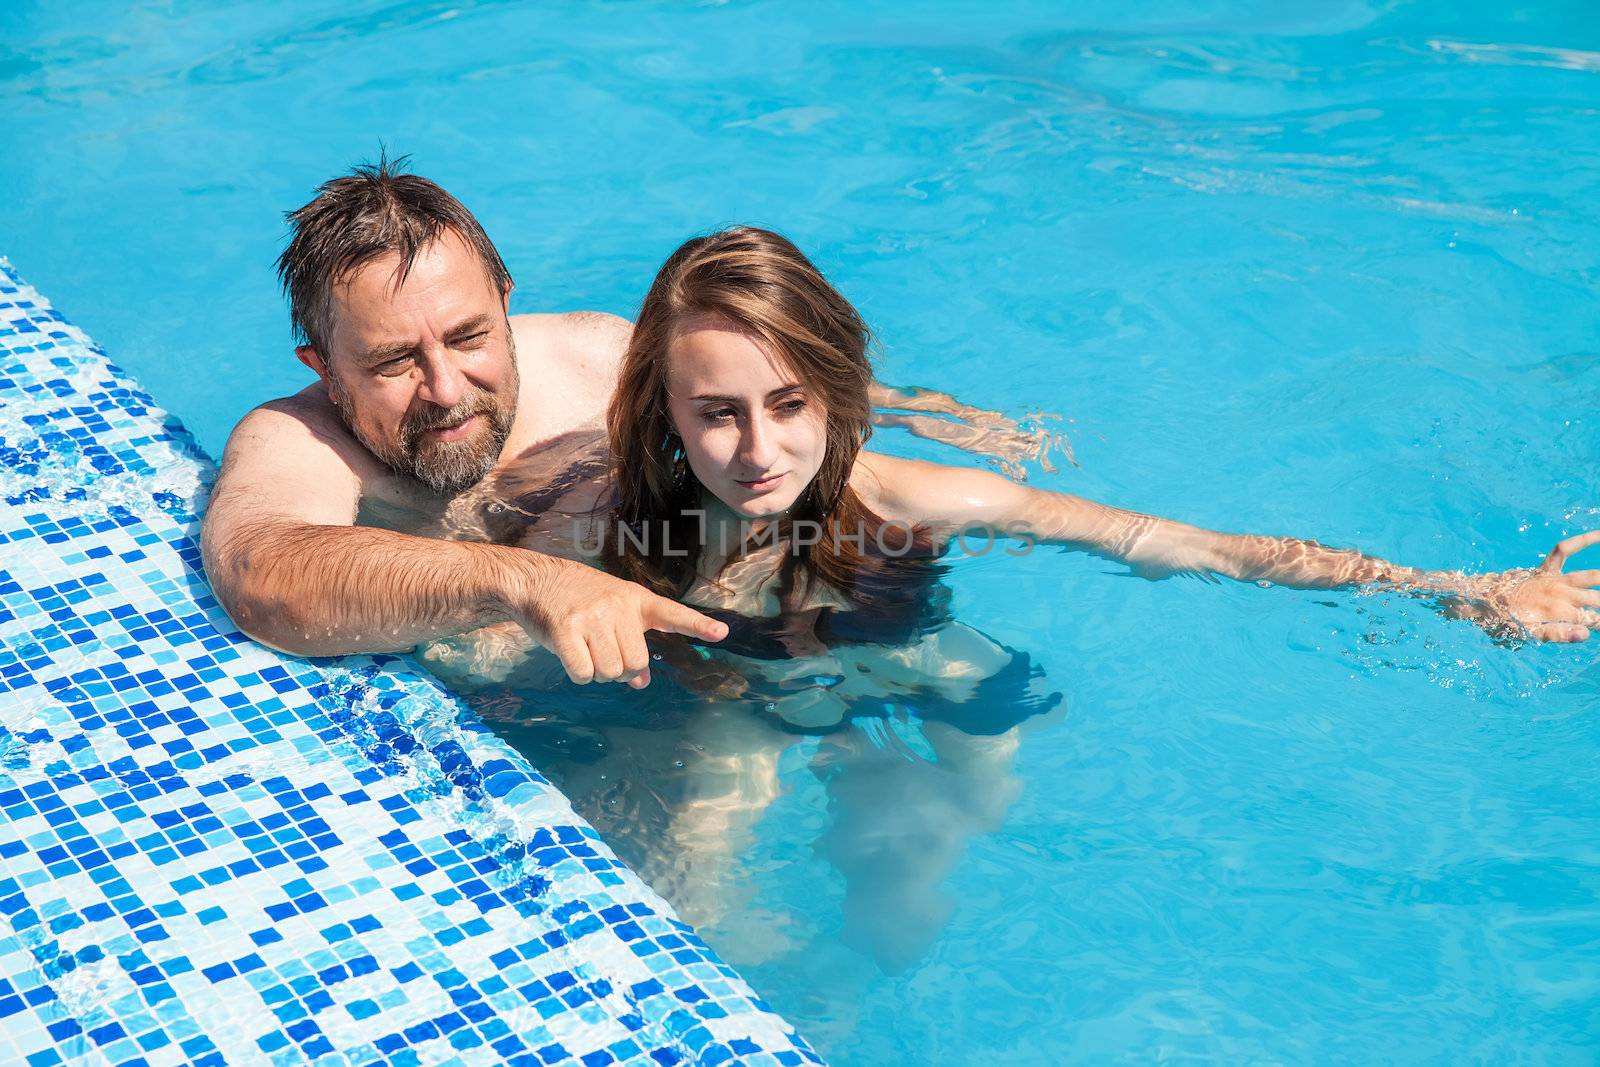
[
  {"xmin": 1530, "ymin": 621, "xmax": 1590, "ymax": 643},
  {"xmin": 1541, "ymin": 529, "xmax": 1600, "ymax": 573},
  {"xmin": 1563, "ymin": 569, "xmax": 1600, "ymax": 589}
]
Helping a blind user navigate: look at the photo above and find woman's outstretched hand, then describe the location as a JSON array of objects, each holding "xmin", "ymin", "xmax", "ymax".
[{"xmin": 1459, "ymin": 529, "xmax": 1600, "ymax": 643}]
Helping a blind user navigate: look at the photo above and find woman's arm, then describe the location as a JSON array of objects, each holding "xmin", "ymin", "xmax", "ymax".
[{"xmin": 852, "ymin": 452, "xmax": 1600, "ymax": 643}]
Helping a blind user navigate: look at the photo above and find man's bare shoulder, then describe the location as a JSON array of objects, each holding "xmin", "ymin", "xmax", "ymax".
[
  {"xmin": 247, "ymin": 382, "xmax": 339, "ymax": 439},
  {"xmin": 511, "ymin": 311, "xmax": 632, "ymax": 376},
  {"xmin": 203, "ymin": 383, "xmax": 370, "ymax": 543},
  {"xmin": 226, "ymin": 383, "xmax": 375, "ymax": 472}
]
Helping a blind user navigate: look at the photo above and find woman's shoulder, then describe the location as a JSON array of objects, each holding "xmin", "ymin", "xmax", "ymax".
[
  {"xmin": 850, "ymin": 450, "xmax": 1025, "ymax": 528},
  {"xmin": 850, "ymin": 451, "xmax": 934, "ymax": 512}
]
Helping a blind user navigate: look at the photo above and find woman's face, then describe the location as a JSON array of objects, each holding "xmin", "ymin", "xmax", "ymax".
[{"xmin": 665, "ymin": 318, "xmax": 828, "ymax": 520}]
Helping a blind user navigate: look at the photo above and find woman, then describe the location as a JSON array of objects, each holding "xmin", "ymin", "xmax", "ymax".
[
  {"xmin": 602, "ymin": 225, "xmax": 1598, "ymax": 660},
  {"xmin": 428, "ymin": 225, "xmax": 1596, "ymax": 963}
]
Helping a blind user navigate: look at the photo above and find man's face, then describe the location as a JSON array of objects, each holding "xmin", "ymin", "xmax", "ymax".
[{"xmin": 307, "ymin": 230, "xmax": 519, "ymax": 493}]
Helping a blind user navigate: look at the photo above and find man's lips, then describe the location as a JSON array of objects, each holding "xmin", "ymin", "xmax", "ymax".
[
  {"xmin": 423, "ymin": 413, "xmax": 482, "ymax": 442},
  {"xmin": 735, "ymin": 472, "xmax": 786, "ymax": 492}
]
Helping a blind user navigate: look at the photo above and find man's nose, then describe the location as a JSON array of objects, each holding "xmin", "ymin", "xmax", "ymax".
[
  {"xmin": 739, "ymin": 416, "xmax": 779, "ymax": 470},
  {"xmin": 415, "ymin": 352, "xmax": 467, "ymax": 410}
]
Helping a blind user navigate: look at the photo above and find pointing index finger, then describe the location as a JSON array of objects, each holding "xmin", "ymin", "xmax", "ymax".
[{"xmin": 643, "ymin": 595, "xmax": 728, "ymax": 642}]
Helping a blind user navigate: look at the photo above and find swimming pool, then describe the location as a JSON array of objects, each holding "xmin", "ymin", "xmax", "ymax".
[{"xmin": 5, "ymin": 1, "xmax": 1598, "ymax": 1062}]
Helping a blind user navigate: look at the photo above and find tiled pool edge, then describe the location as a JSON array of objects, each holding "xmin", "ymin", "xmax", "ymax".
[{"xmin": 0, "ymin": 258, "xmax": 820, "ymax": 1066}]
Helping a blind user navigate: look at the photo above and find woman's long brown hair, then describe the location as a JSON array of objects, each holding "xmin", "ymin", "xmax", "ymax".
[{"xmin": 605, "ymin": 226, "xmax": 934, "ymax": 612}]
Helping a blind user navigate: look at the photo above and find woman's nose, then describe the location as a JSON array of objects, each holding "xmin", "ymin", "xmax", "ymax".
[{"xmin": 739, "ymin": 417, "xmax": 778, "ymax": 470}]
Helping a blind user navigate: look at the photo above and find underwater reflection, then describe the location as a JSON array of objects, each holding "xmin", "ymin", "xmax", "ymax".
[{"xmin": 424, "ymin": 617, "xmax": 1065, "ymax": 973}]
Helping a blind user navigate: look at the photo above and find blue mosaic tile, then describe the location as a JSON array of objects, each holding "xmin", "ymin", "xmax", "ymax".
[{"xmin": 0, "ymin": 257, "xmax": 821, "ymax": 1066}]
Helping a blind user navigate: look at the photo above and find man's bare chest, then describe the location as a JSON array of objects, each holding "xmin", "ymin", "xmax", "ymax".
[{"xmin": 354, "ymin": 425, "xmax": 611, "ymax": 553}]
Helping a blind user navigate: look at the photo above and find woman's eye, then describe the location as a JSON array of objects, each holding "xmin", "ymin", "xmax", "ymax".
[
  {"xmin": 701, "ymin": 408, "xmax": 735, "ymax": 423},
  {"xmin": 776, "ymin": 399, "xmax": 806, "ymax": 415}
]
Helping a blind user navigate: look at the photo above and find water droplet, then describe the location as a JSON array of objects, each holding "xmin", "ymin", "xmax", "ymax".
[{"xmin": 764, "ymin": 702, "xmax": 777, "ymax": 712}]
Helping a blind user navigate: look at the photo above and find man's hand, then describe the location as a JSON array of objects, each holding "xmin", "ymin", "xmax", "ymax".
[
  {"xmin": 1462, "ymin": 529, "xmax": 1600, "ymax": 643},
  {"xmin": 868, "ymin": 381, "xmax": 1072, "ymax": 481},
  {"xmin": 512, "ymin": 558, "xmax": 728, "ymax": 688}
]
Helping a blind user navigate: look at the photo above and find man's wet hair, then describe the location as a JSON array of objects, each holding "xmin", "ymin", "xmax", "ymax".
[{"xmin": 276, "ymin": 152, "xmax": 513, "ymax": 357}]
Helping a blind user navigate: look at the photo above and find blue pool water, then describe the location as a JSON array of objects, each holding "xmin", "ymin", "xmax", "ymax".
[{"xmin": 5, "ymin": 1, "xmax": 1600, "ymax": 1062}]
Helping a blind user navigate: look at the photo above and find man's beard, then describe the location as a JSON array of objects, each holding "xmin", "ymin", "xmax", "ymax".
[{"xmin": 328, "ymin": 346, "xmax": 520, "ymax": 494}]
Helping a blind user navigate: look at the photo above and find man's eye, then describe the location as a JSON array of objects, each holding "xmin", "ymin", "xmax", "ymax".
[
  {"xmin": 375, "ymin": 357, "xmax": 413, "ymax": 377},
  {"xmin": 456, "ymin": 331, "xmax": 489, "ymax": 348}
]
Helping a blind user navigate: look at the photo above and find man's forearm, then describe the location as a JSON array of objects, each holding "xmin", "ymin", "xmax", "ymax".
[
  {"xmin": 870, "ymin": 382, "xmax": 990, "ymax": 421},
  {"xmin": 203, "ymin": 521, "xmax": 552, "ymax": 656}
]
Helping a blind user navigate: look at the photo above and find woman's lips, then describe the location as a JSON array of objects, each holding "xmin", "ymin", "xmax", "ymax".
[{"xmin": 735, "ymin": 472, "xmax": 786, "ymax": 492}]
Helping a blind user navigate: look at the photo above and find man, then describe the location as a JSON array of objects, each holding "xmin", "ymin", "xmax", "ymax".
[{"xmin": 202, "ymin": 158, "xmax": 1044, "ymax": 689}]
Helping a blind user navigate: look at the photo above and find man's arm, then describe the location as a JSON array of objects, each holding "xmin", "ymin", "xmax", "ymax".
[
  {"xmin": 854, "ymin": 452, "xmax": 1600, "ymax": 643},
  {"xmin": 868, "ymin": 382, "xmax": 1022, "ymax": 423},
  {"xmin": 201, "ymin": 397, "xmax": 725, "ymax": 686},
  {"xmin": 867, "ymin": 382, "xmax": 1070, "ymax": 480}
]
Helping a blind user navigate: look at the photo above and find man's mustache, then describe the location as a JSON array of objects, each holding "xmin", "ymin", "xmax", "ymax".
[{"xmin": 401, "ymin": 394, "xmax": 497, "ymax": 448}]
